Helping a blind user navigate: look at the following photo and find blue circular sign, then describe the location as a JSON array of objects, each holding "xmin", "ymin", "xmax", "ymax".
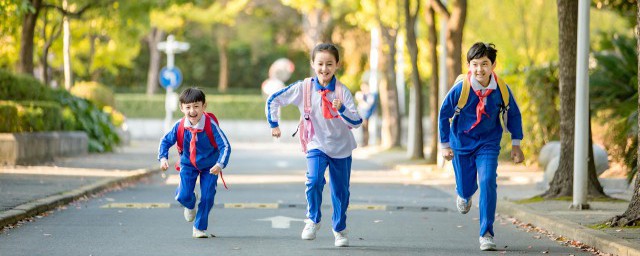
[{"xmin": 159, "ymin": 67, "xmax": 183, "ymax": 89}]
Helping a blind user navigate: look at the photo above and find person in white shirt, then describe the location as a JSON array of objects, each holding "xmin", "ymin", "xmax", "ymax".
[{"xmin": 265, "ymin": 43, "xmax": 362, "ymax": 247}]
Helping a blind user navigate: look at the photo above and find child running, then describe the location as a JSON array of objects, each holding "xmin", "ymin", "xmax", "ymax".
[
  {"xmin": 265, "ymin": 43, "xmax": 362, "ymax": 247},
  {"xmin": 439, "ymin": 42, "xmax": 524, "ymax": 251},
  {"xmin": 158, "ymin": 87, "xmax": 231, "ymax": 238}
]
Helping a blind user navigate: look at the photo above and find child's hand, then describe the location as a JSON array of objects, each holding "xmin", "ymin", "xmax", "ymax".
[
  {"xmin": 332, "ymin": 99, "xmax": 342, "ymax": 110},
  {"xmin": 512, "ymin": 146, "xmax": 525, "ymax": 164},
  {"xmin": 209, "ymin": 165, "xmax": 222, "ymax": 175},
  {"xmin": 160, "ymin": 158, "xmax": 169, "ymax": 171},
  {"xmin": 442, "ymin": 148, "xmax": 454, "ymax": 161},
  {"xmin": 271, "ymin": 127, "xmax": 281, "ymax": 138}
]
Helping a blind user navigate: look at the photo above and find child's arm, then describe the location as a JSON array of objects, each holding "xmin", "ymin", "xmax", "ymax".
[
  {"xmin": 265, "ymin": 80, "xmax": 303, "ymax": 128},
  {"xmin": 158, "ymin": 121, "xmax": 179, "ymax": 164},
  {"xmin": 211, "ymin": 120, "xmax": 231, "ymax": 170},
  {"xmin": 505, "ymin": 85, "xmax": 524, "ymax": 163},
  {"xmin": 335, "ymin": 85, "xmax": 363, "ymax": 129}
]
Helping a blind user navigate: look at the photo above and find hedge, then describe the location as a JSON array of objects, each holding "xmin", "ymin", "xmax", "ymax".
[
  {"xmin": 115, "ymin": 93, "xmax": 300, "ymax": 120},
  {"xmin": 0, "ymin": 100, "xmax": 67, "ymax": 132}
]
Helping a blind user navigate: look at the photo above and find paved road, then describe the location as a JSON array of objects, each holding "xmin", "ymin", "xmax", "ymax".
[{"xmin": 0, "ymin": 141, "xmax": 592, "ymax": 255}]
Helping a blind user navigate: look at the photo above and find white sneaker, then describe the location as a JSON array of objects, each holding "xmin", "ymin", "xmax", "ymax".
[
  {"xmin": 333, "ymin": 230, "xmax": 349, "ymax": 247},
  {"xmin": 301, "ymin": 219, "xmax": 320, "ymax": 240},
  {"xmin": 184, "ymin": 207, "xmax": 196, "ymax": 222},
  {"xmin": 456, "ymin": 196, "xmax": 472, "ymax": 214},
  {"xmin": 479, "ymin": 233, "xmax": 496, "ymax": 251},
  {"xmin": 183, "ymin": 193, "xmax": 199, "ymax": 222},
  {"xmin": 192, "ymin": 227, "xmax": 208, "ymax": 238}
]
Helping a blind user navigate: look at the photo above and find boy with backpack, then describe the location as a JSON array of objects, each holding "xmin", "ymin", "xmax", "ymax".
[
  {"xmin": 266, "ymin": 43, "xmax": 362, "ymax": 247},
  {"xmin": 158, "ymin": 87, "xmax": 231, "ymax": 238},
  {"xmin": 438, "ymin": 42, "xmax": 524, "ymax": 251}
]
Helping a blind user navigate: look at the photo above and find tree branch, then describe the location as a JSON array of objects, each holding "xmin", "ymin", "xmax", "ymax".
[{"xmin": 430, "ymin": 0, "xmax": 450, "ymax": 19}]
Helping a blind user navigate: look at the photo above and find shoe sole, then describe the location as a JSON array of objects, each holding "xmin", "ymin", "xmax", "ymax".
[
  {"xmin": 301, "ymin": 235, "xmax": 316, "ymax": 240},
  {"xmin": 480, "ymin": 245, "xmax": 496, "ymax": 251}
]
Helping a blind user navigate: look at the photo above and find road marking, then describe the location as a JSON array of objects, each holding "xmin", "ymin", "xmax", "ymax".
[
  {"xmin": 349, "ymin": 204, "xmax": 387, "ymax": 211},
  {"xmin": 100, "ymin": 203, "xmax": 171, "ymax": 209},
  {"xmin": 224, "ymin": 203, "xmax": 279, "ymax": 209},
  {"xmin": 256, "ymin": 215, "xmax": 305, "ymax": 229},
  {"xmin": 99, "ymin": 202, "xmax": 449, "ymax": 212}
]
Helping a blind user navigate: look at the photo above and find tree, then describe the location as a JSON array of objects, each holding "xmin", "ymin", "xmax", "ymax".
[
  {"xmin": 425, "ymin": 0, "xmax": 439, "ymax": 164},
  {"xmin": 376, "ymin": 0, "xmax": 402, "ymax": 149},
  {"xmin": 405, "ymin": 0, "xmax": 423, "ymax": 159},
  {"xmin": 432, "ymin": 0, "xmax": 467, "ymax": 88},
  {"xmin": 602, "ymin": 0, "xmax": 640, "ymax": 228},
  {"xmin": 542, "ymin": 0, "xmax": 578, "ymax": 198},
  {"xmin": 543, "ymin": 0, "xmax": 607, "ymax": 199},
  {"xmin": 17, "ymin": 0, "xmax": 43, "ymax": 75}
]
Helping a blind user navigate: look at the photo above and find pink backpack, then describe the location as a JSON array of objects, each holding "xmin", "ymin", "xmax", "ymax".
[{"xmin": 294, "ymin": 78, "xmax": 344, "ymax": 153}]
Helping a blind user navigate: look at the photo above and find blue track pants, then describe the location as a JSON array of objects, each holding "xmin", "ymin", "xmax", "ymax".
[
  {"xmin": 452, "ymin": 148, "xmax": 499, "ymax": 237},
  {"xmin": 174, "ymin": 165, "xmax": 218, "ymax": 231},
  {"xmin": 305, "ymin": 149, "xmax": 352, "ymax": 232}
]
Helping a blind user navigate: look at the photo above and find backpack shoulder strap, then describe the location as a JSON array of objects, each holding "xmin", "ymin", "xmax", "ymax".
[
  {"xmin": 493, "ymin": 72, "xmax": 510, "ymax": 109},
  {"xmin": 177, "ymin": 118, "xmax": 185, "ymax": 154},
  {"xmin": 302, "ymin": 78, "xmax": 312, "ymax": 117},
  {"xmin": 455, "ymin": 73, "xmax": 470, "ymax": 115},
  {"xmin": 203, "ymin": 113, "xmax": 218, "ymax": 150}
]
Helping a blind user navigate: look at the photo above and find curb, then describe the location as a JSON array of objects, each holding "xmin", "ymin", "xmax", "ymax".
[
  {"xmin": 0, "ymin": 168, "xmax": 160, "ymax": 228},
  {"xmin": 497, "ymin": 200, "xmax": 640, "ymax": 256}
]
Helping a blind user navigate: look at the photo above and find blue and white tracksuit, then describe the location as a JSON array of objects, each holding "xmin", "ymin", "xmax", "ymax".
[
  {"xmin": 439, "ymin": 74, "xmax": 523, "ymax": 237},
  {"xmin": 158, "ymin": 116, "xmax": 231, "ymax": 231},
  {"xmin": 266, "ymin": 76, "xmax": 362, "ymax": 232}
]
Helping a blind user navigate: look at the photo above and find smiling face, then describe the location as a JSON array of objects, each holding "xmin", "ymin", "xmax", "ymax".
[
  {"xmin": 468, "ymin": 56, "xmax": 496, "ymax": 86},
  {"xmin": 311, "ymin": 51, "xmax": 339, "ymax": 86},
  {"xmin": 180, "ymin": 101, "xmax": 207, "ymax": 125}
]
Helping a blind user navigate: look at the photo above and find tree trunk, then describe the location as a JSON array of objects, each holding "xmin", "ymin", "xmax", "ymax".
[
  {"xmin": 445, "ymin": 0, "xmax": 466, "ymax": 88},
  {"xmin": 62, "ymin": 0, "xmax": 72, "ymax": 90},
  {"xmin": 609, "ymin": 0, "xmax": 640, "ymax": 227},
  {"xmin": 217, "ymin": 35, "xmax": 229, "ymax": 93},
  {"xmin": 542, "ymin": 0, "xmax": 578, "ymax": 199},
  {"xmin": 425, "ymin": 1, "xmax": 439, "ymax": 164},
  {"xmin": 379, "ymin": 27, "xmax": 402, "ymax": 149},
  {"xmin": 146, "ymin": 27, "xmax": 164, "ymax": 96},
  {"xmin": 88, "ymin": 34, "xmax": 96, "ymax": 81},
  {"xmin": 405, "ymin": 0, "xmax": 423, "ymax": 159},
  {"xmin": 587, "ymin": 116, "xmax": 608, "ymax": 197},
  {"xmin": 40, "ymin": 8, "xmax": 61, "ymax": 86},
  {"xmin": 18, "ymin": 0, "xmax": 43, "ymax": 75}
]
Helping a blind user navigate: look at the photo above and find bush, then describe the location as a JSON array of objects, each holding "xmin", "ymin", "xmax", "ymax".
[
  {"xmin": 0, "ymin": 101, "xmax": 19, "ymax": 132},
  {"xmin": 0, "ymin": 69, "xmax": 54, "ymax": 101},
  {"xmin": 16, "ymin": 101, "xmax": 63, "ymax": 132},
  {"xmin": 0, "ymin": 69, "xmax": 120, "ymax": 152},
  {"xmin": 70, "ymin": 81, "xmax": 115, "ymax": 109},
  {"xmin": 115, "ymin": 93, "xmax": 299, "ymax": 120}
]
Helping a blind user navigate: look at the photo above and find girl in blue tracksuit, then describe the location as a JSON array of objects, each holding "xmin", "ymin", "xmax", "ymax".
[
  {"xmin": 266, "ymin": 43, "xmax": 362, "ymax": 247},
  {"xmin": 439, "ymin": 43, "xmax": 524, "ymax": 251},
  {"xmin": 158, "ymin": 87, "xmax": 231, "ymax": 238}
]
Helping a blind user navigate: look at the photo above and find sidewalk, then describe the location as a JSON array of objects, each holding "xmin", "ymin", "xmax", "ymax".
[
  {"xmin": 358, "ymin": 145, "xmax": 640, "ymax": 256},
  {"xmin": 0, "ymin": 140, "xmax": 164, "ymax": 228}
]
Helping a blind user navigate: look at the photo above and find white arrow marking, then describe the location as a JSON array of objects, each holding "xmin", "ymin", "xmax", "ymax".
[{"xmin": 256, "ymin": 216, "xmax": 305, "ymax": 229}]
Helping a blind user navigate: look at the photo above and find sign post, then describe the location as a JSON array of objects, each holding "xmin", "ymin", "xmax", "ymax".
[{"xmin": 158, "ymin": 35, "xmax": 190, "ymax": 134}]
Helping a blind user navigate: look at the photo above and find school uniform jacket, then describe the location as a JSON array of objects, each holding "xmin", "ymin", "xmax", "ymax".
[
  {"xmin": 158, "ymin": 115, "xmax": 231, "ymax": 170},
  {"xmin": 439, "ymin": 74, "xmax": 523, "ymax": 154},
  {"xmin": 266, "ymin": 76, "xmax": 362, "ymax": 158}
]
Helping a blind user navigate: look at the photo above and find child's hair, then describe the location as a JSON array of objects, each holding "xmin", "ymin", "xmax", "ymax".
[
  {"xmin": 179, "ymin": 87, "xmax": 206, "ymax": 104},
  {"xmin": 466, "ymin": 42, "xmax": 497, "ymax": 64},
  {"xmin": 311, "ymin": 43, "xmax": 340, "ymax": 63}
]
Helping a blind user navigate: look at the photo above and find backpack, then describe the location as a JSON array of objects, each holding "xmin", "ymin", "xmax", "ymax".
[
  {"xmin": 174, "ymin": 112, "xmax": 228, "ymax": 189},
  {"xmin": 292, "ymin": 78, "xmax": 344, "ymax": 153},
  {"xmin": 453, "ymin": 72, "xmax": 511, "ymax": 131}
]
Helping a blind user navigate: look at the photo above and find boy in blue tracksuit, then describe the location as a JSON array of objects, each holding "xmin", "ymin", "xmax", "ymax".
[
  {"xmin": 439, "ymin": 42, "xmax": 524, "ymax": 251},
  {"xmin": 158, "ymin": 87, "xmax": 231, "ymax": 238}
]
